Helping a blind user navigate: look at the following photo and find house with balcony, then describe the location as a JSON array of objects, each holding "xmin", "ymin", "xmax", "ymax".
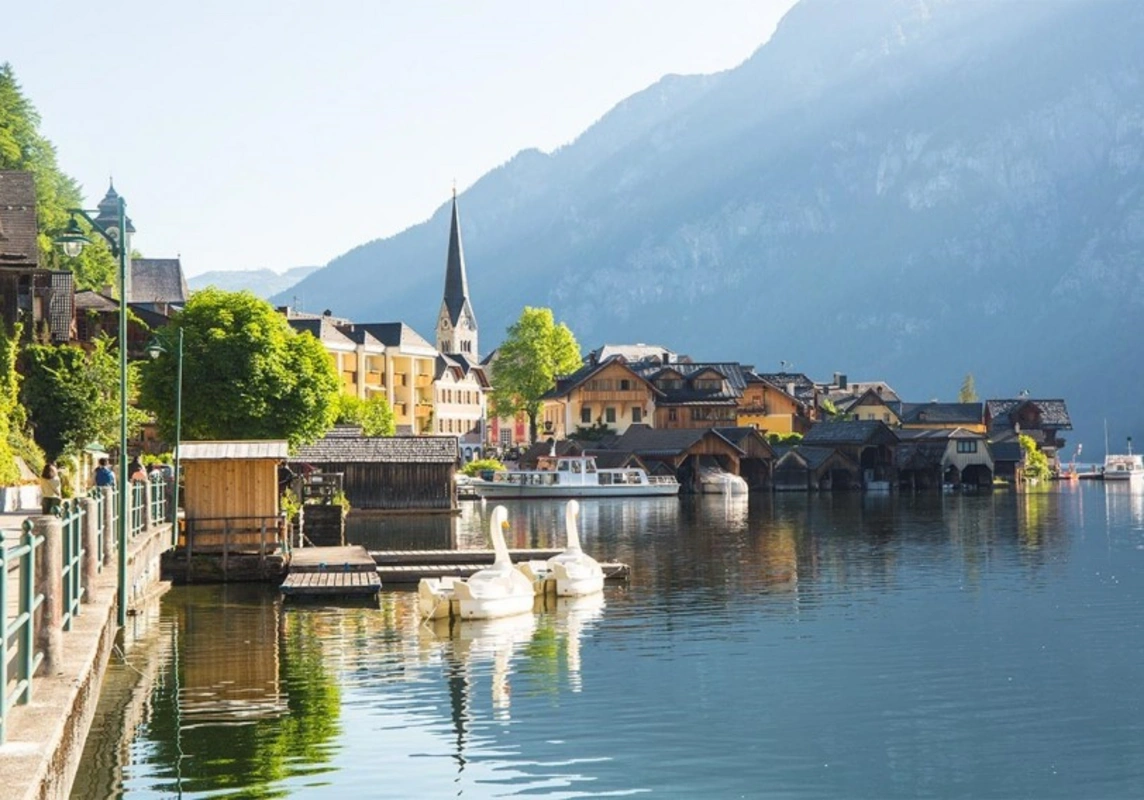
[
  {"xmin": 540, "ymin": 355, "xmax": 660, "ymax": 440},
  {"xmin": 287, "ymin": 314, "xmax": 360, "ymax": 394},
  {"xmin": 339, "ymin": 322, "xmax": 438, "ymax": 435},
  {"xmin": 738, "ymin": 373, "xmax": 814, "ymax": 434},
  {"xmin": 632, "ymin": 361, "xmax": 751, "ymax": 430},
  {"xmin": 899, "ymin": 402, "xmax": 986, "ymax": 434},
  {"xmin": 896, "ymin": 428, "xmax": 993, "ymax": 490},
  {"xmin": 838, "ymin": 387, "xmax": 902, "ymax": 426},
  {"xmin": 435, "ymin": 353, "xmax": 488, "ymax": 460},
  {"xmin": 985, "ymin": 398, "xmax": 1072, "ymax": 471}
]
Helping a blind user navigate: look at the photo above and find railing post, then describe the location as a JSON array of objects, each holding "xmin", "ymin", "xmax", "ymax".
[
  {"xmin": 102, "ymin": 486, "xmax": 115, "ymax": 568},
  {"xmin": 79, "ymin": 497, "xmax": 99, "ymax": 602},
  {"xmin": 141, "ymin": 482, "xmax": 153, "ymax": 532},
  {"xmin": 32, "ymin": 515, "xmax": 63, "ymax": 676}
]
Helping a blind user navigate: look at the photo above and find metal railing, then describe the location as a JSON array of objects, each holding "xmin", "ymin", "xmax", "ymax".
[
  {"xmin": 149, "ymin": 478, "xmax": 167, "ymax": 528},
  {"xmin": 0, "ymin": 525, "xmax": 45, "ymax": 745},
  {"xmin": 88, "ymin": 487, "xmax": 106, "ymax": 566},
  {"xmin": 130, "ymin": 482, "xmax": 146, "ymax": 538},
  {"xmin": 59, "ymin": 500, "xmax": 86, "ymax": 631}
]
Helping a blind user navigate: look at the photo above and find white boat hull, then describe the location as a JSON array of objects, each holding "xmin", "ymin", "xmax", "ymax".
[{"xmin": 474, "ymin": 482, "xmax": 680, "ymax": 499}]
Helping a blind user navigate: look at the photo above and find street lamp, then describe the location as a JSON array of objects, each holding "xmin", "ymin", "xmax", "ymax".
[
  {"xmin": 145, "ymin": 328, "xmax": 182, "ymax": 530},
  {"xmin": 54, "ymin": 193, "xmax": 130, "ymax": 626}
]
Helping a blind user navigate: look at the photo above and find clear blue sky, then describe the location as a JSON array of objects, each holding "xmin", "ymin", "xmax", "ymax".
[{"xmin": 6, "ymin": 1, "xmax": 797, "ymax": 276}]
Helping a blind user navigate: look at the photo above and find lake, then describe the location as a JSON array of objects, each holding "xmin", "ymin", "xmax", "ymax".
[{"xmin": 72, "ymin": 484, "xmax": 1144, "ymax": 798}]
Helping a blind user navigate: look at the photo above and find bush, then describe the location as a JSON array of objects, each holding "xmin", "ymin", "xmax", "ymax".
[{"xmin": 462, "ymin": 458, "xmax": 506, "ymax": 478}]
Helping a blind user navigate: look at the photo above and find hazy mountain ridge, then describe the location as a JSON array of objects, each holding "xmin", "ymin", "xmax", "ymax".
[
  {"xmin": 191, "ymin": 266, "xmax": 320, "ymax": 298},
  {"xmin": 274, "ymin": 0, "xmax": 1144, "ymax": 444}
]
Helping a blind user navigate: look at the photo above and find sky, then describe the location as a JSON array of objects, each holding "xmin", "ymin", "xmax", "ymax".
[{"xmin": 4, "ymin": 0, "xmax": 797, "ymax": 277}]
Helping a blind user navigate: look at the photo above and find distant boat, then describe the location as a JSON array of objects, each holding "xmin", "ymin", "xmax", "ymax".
[
  {"xmin": 698, "ymin": 465, "xmax": 749, "ymax": 495},
  {"xmin": 1104, "ymin": 442, "xmax": 1144, "ymax": 483},
  {"xmin": 473, "ymin": 455, "xmax": 680, "ymax": 499}
]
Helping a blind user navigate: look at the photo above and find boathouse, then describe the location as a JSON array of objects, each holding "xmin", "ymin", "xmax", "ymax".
[
  {"xmin": 896, "ymin": 428, "xmax": 994, "ymax": 490},
  {"xmin": 801, "ymin": 420, "xmax": 899, "ymax": 489},
  {"xmin": 177, "ymin": 440, "xmax": 289, "ymax": 552},
  {"xmin": 601, "ymin": 424, "xmax": 744, "ymax": 492},
  {"xmin": 714, "ymin": 427, "xmax": 774, "ymax": 489},
  {"xmin": 772, "ymin": 445, "xmax": 860, "ymax": 491},
  {"xmin": 292, "ymin": 427, "xmax": 458, "ymax": 512}
]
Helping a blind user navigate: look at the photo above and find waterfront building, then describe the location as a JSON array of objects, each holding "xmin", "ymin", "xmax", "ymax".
[
  {"xmin": 896, "ymin": 428, "xmax": 994, "ymax": 489},
  {"xmin": 801, "ymin": 420, "xmax": 900, "ymax": 489},
  {"xmin": 899, "ymin": 402, "xmax": 987, "ymax": 433},
  {"xmin": 985, "ymin": 398, "xmax": 1073, "ymax": 470},
  {"xmin": 737, "ymin": 372, "xmax": 814, "ymax": 434},
  {"xmin": 539, "ymin": 355, "xmax": 659, "ymax": 440}
]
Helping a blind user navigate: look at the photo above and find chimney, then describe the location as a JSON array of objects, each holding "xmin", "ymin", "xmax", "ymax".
[
  {"xmin": 834, "ymin": 372, "xmax": 847, "ymax": 390},
  {"xmin": 786, "ymin": 382, "xmax": 796, "ymax": 396}
]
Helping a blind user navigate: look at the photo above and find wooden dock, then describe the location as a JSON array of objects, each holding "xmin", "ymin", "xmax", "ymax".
[
  {"xmin": 281, "ymin": 545, "xmax": 381, "ymax": 599},
  {"xmin": 370, "ymin": 549, "xmax": 630, "ymax": 585}
]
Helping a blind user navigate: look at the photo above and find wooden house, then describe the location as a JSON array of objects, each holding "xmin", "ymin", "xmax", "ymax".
[
  {"xmin": 896, "ymin": 428, "xmax": 994, "ymax": 490},
  {"xmin": 737, "ymin": 373, "xmax": 814, "ymax": 434},
  {"xmin": 177, "ymin": 440, "xmax": 289, "ymax": 552},
  {"xmin": 714, "ymin": 427, "xmax": 775, "ymax": 489},
  {"xmin": 772, "ymin": 446, "xmax": 860, "ymax": 491},
  {"xmin": 600, "ymin": 424, "xmax": 744, "ymax": 492},
  {"xmin": 838, "ymin": 387, "xmax": 901, "ymax": 427},
  {"xmin": 985, "ymin": 399, "xmax": 1073, "ymax": 469},
  {"xmin": 540, "ymin": 355, "xmax": 660, "ymax": 439},
  {"xmin": 292, "ymin": 428, "xmax": 458, "ymax": 512},
  {"xmin": 802, "ymin": 420, "xmax": 899, "ymax": 489},
  {"xmin": 899, "ymin": 402, "xmax": 986, "ymax": 434}
]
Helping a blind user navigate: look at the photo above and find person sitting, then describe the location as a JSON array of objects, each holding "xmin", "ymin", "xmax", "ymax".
[{"xmin": 94, "ymin": 457, "xmax": 116, "ymax": 488}]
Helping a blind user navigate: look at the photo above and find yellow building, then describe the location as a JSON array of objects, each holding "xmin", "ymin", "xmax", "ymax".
[
  {"xmin": 840, "ymin": 387, "xmax": 902, "ymax": 427},
  {"xmin": 737, "ymin": 374, "xmax": 813, "ymax": 434}
]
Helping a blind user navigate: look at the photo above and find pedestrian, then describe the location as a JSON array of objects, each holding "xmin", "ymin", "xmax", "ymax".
[
  {"xmin": 40, "ymin": 462, "xmax": 62, "ymax": 515},
  {"xmin": 129, "ymin": 457, "xmax": 147, "ymax": 483},
  {"xmin": 94, "ymin": 457, "xmax": 116, "ymax": 488}
]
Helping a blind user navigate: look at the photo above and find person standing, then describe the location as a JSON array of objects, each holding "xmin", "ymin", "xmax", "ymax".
[
  {"xmin": 40, "ymin": 462, "xmax": 62, "ymax": 515},
  {"xmin": 129, "ymin": 457, "xmax": 147, "ymax": 483},
  {"xmin": 94, "ymin": 457, "xmax": 116, "ymax": 488}
]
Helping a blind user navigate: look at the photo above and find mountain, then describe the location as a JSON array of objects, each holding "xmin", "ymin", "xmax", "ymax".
[
  {"xmin": 191, "ymin": 266, "xmax": 319, "ymax": 298},
  {"xmin": 273, "ymin": 0, "xmax": 1144, "ymax": 447}
]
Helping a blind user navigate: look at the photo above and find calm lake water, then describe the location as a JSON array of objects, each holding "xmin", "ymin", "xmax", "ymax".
[{"xmin": 72, "ymin": 484, "xmax": 1144, "ymax": 799}]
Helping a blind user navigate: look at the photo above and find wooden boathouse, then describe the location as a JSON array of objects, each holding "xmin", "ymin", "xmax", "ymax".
[{"xmin": 292, "ymin": 426, "xmax": 458, "ymax": 512}]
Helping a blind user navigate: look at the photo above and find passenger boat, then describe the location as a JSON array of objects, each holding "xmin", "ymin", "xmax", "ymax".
[
  {"xmin": 473, "ymin": 455, "xmax": 680, "ymax": 499},
  {"xmin": 1103, "ymin": 433, "xmax": 1144, "ymax": 483},
  {"xmin": 417, "ymin": 505, "xmax": 536, "ymax": 620},
  {"xmin": 517, "ymin": 500, "xmax": 605, "ymax": 597}
]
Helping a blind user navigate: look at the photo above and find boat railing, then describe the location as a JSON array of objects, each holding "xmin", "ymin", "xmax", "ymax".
[{"xmin": 648, "ymin": 476, "xmax": 680, "ymax": 485}]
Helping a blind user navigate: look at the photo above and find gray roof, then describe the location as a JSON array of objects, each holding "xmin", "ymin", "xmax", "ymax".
[
  {"xmin": 753, "ymin": 372, "xmax": 817, "ymax": 403},
  {"xmin": 589, "ymin": 343, "xmax": 681, "ymax": 364},
  {"xmin": 441, "ymin": 196, "xmax": 475, "ymax": 327},
  {"xmin": 897, "ymin": 427, "xmax": 986, "ymax": 442},
  {"xmin": 803, "ymin": 420, "xmax": 900, "ymax": 446},
  {"xmin": 986, "ymin": 399, "xmax": 1073, "ymax": 429},
  {"xmin": 341, "ymin": 322, "xmax": 434, "ymax": 351},
  {"xmin": 0, "ymin": 171, "xmax": 38, "ymax": 267},
  {"xmin": 775, "ymin": 445, "xmax": 851, "ymax": 471},
  {"xmin": 294, "ymin": 434, "xmax": 458, "ymax": 464},
  {"xmin": 178, "ymin": 440, "xmax": 289, "ymax": 461},
  {"xmin": 900, "ymin": 402, "xmax": 984, "ymax": 425},
  {"xmin": 129, "ymin": 258, "xmax": 188, "ymax": 304},
  {"xmin": 606, "ymin": 424, "xmax": 744, "ymax": 457},
  {"xmin": 629, "ymin": 361, "xmax": 750, "ymax": 404},
  {"xmin": 74, "ymin": 290, "xmax": 119, "ymax": 313},
  {"xmin": 290, "ymin": 317, "xmax": 356, "ymax": 347},
  {"xmin": 546, "ymin": 355, "xmax": 660, "ymax": 400}
]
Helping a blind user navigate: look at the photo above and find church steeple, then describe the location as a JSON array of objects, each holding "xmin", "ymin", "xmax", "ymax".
[{"xmin": 436, "ymin": 191, "xmax": 478, "ymax": 358}]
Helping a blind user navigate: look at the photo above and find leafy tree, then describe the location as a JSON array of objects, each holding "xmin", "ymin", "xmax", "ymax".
[
  {"xmin": 1019, "ymin": 433, "xmax": 1052, "ymax": 484},
  {"xmin": 489, "ymin": 307, "xmax": 581, "ymax": 443},
  {"xmin": 19, "ymin": 337, "xmax": 142, "ymax": 460},
  {"xmin": 0, "ymin": 323, "xmax": 22, "ymax": 484},
  {"xmin": 958, "ymin": 373, "xmax": 978, "ymax": 403},
  {"xmin": 0, "ymin": 63, "xmax": 116, "ymax": 290},
  {"xmin": 461, "ymin": 458, "xmax": 505, "ymax": 477},
  {"xmin": 138, "ymin": 289, "xmax": 340, "ymax": 449},
  {"xmin": 766, "ymin": 431, "xmax": 803, "ymax": 445},
  {"xmin": 334, "ymin": 393, "xmax": 395, "ymax": 436}
]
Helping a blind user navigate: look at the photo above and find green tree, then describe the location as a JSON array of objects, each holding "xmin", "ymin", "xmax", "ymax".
[
  {"xmin": 1019, "ymin": 433, "xmax": 1052, "ymax": 485},
  {"xmin": 139, "ymin": 289, "xmax": 340, "ymax": 449},
  {"xmin": 0, "ymin": 63, "xmax": 116, "ymax": 290},
  {"xmin": 19, "ymin": 337, "xmax": 141, "ymax": 460},
  {"xmin": 0, "ymin": 322, "xmax": 22, "ymax": 484},
  {"xmin": 334, "ymin": 393, "xmax": 396, "ymax": 436},
  {"xmin": 958, "ymin": 373, "xmax": 978, "ymax": 403},
  {"xmin": 490, "ymin": 307, "xmax": 582, "ymax": 443}
]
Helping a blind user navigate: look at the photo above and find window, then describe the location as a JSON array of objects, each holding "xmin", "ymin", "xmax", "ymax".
[
  {"xmin": 620, "ymin": 379, "xmax": 631, "ymax": 391},
  {"xmin": 694, "ymin": 378, "xmax": 721, "ymax": 391},
  {"xmin": 957, "ymin": 440, "xmax": 978, "ymax": 454},
  {"xmin": 605, "ymin": 407, "xmax": 616, "ymax": 424},
  {"xmin": 500, "ymin": 428, "xmax": 512, "ymax": 445},
  {"xmin": 581, "ymin": 406, "xmax": 592, "ymax": 424},
  {"xmin": 657, "ymin": 379, "xmax": 683, "ymax": 391},
  {"xmin": 668, "ymin": 409, "xmax": 678, "ymax": 422},
  {"xmin": 632, "ymin": 407, "xmax": 642, "ymax": 423}
]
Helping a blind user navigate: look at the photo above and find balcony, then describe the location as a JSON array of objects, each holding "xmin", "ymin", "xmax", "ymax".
[
  {"xmin": 365, "ymin": 370, "xmax": 384, "ymax": 387},
  {"xmin": 415, "ymin": 401, "xmax": 433, "ymax": 417},
  {"xmin": 416, "ymin": 373, "xmax": 432, "ymax": 388}
]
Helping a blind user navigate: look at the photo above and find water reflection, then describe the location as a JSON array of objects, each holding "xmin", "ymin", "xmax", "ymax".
[{"xmin": 1104, "ymin": 480, "xmax": 1144, "ymax": 531}]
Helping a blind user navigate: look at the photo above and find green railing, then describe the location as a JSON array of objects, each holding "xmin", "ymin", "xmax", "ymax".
[
  {"xmin": 0, "ymin": 525, "xmax": 45, "ymax": 745},
  {"xmin": 88, "ymin": 487, "xmax": 106, "ymax": 567},
  {"xmin": 59, "ymin": 500, "xmax": 86, "ymax": 632},
  {"xmin": 130, "ymin": 482, "xmax": 145, "ymax": 538},
  {"xmin": 149, "ymin": 478, "xmax": 167, "ymax": 529}
]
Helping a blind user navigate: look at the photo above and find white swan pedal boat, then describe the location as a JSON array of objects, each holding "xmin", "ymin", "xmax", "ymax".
[{"xmin": 517, "ymin": 500, "xmax": 605, "ymax": 597}]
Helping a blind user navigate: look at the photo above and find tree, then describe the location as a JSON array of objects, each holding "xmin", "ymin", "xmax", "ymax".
[
  {"xmin": 0, "ymin": 323, "xmax": 22, "ymax": 484},
  {"xmin": 1019, "ymin": 433, "xmax": 1052, "ymax": 485},
  {"xmin": 19, "ymin": 337, "xmax": 142, "ymax": 460},
  {"xmin": 138, "ymin": 289, "xmax": 340, "ymax": 449},
  {"xmin": 958, "ymin": 373, "xmax": 978, "ymax": 403},
  {"xmin": 490, "ymin": 307, "xmax": 582, "ymax": 443},
  {"xmin": 0, "ymin": 63, "xmax": 116, "ymax": 290},
  {"xmin": 335, "ymin": 393, "xmax": 396, "ymax": 436}
]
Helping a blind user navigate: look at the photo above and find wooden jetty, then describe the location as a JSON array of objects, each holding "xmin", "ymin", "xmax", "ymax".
[
  {"xmin": 370, "ymin": 549, "xmax": 630, "ymax": 585},
  {"xmin": 281, "ymin": 545, "xmax": 381, "ymax": 600}
]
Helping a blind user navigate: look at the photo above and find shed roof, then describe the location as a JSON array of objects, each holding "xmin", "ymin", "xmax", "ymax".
[
  {"xmin": 607, "ymin": 424, "xmax": 744, "ymax": 457},
  {"xmin": 986, "ymin": 399, "xmax": 1073, "ymax": 429},
  {"xmin": 0, "ymin": 171, "xmax": 39, "ymax": 267},
  {"xmin": 178, "ymin": 440, "xmax": 289, "ymax": 461},
  {"xmin": 900, "ymin": 402, "xmax": 984, "ymax": 425},
  {"xmin": 129, "ymin": 258, "xmax": 188, "ymax": 304},
  {"xmin": 294, "ymin": 434, "xmax": 458, "ymax": 464},
  {"xmin": 803, "ymin": 420, "xmax": 900, "ymax": 446}
]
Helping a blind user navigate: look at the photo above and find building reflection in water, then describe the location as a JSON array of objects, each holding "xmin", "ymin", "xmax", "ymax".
[{"xmin": 1104, "ymin": 481, "xmax": 1144, "ymax": 531}]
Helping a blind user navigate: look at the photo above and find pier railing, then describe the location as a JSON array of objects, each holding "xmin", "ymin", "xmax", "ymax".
[
  {"xmin": 0, "ymin": 527, "xmax": 44, "ymax": 745},
  {"xmin": 0, "ymin": 479, "xmax": 169, "ymax": 744}
]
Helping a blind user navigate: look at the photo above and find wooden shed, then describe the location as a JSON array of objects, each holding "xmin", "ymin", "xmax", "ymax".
[
  {"xmin": 292, "ymin": 429, "xmax": 458, "ymax": 512},
  {"xmin": 177, "ymin": 440, "xmax": 288, "ymax": 551}
]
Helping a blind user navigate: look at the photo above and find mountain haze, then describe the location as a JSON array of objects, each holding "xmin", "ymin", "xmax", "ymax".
[
  {"xmin": 192, "ymin": 266, "xmax": 319, "ymax": 298},
  {"xmin": 276, "ymin": 0, "xmax": 1144, "ymax": 446}
]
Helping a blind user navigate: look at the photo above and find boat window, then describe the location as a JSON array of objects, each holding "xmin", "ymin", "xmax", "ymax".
[
  {"xmin": 600, "ymin": 472, "xmax": 612, "ymax": 485},
  {"xmin": 585, "ymin": 460, "xmax": 597, "ymax": 473},
  {"xmin": 558, "ymin": 461, "xmax": 570, "ymax": 472},
  {"xmin": 571, "ymin": 461, "xmax": 582, "ymax": 474}
]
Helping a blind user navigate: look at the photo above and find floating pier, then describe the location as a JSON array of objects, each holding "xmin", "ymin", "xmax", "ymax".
[
  {"xmin": 281, "ymin": 545, "xmax": 381, "ymax": 600},
  {"xmin": 370, "ymin": 549, "xmax": 629, "ymax": 585}
]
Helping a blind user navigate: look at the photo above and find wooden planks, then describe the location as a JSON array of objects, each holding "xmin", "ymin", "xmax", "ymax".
[{"xmin": 282, "ymin": 545, "xmax": 381, "ymax": 599}]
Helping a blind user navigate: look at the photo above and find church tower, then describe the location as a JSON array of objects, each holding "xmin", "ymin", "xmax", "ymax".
[{"xmin": 436, "ymin": 191, "xmax": 478, "ymax": 358}]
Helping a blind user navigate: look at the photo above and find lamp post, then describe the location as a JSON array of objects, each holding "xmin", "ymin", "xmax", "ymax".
[
  {"xmin": 146, "ymin": 328, "xmax": 182, "ymax": 529},
  {"xmin": 55, "ymin": 195, "xmax": 130, "ymax": 626}
]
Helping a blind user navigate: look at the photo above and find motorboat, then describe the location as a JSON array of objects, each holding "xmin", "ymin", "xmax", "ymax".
[
  {"xmin": 417, "ymin": 505, "xmax": 536, "ymax": 620},
  {"xmin": 473, "ymin": 455, "xmax": 680, "ymax": 499},
  {"xmin": 517, "ymin": 499, "xmax": 605, "ymax": 596},
  {"xmin": 697, "ymin": 465, "xmax": 749, "ymax": 495},
  {"xmin": 1103, "ymin": 435, "xmax": 1143, "ymax": 482}
]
